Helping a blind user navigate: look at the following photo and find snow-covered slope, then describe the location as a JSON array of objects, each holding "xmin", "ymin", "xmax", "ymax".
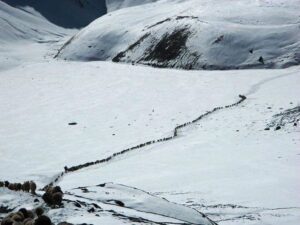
[
  {"xmin": 0, "ymin": 1, "xmax": 66, "ymax": 43},
  {"xmin": 2, "ymin": 0, "xmax": 107, "ymax": 28},
  {"xmin": 106, "ymin": 0, "xmax": 158, "ymax": 12},
  {"xmin": 0, "ymin": 59, "xmax": 299, "ymax": 224},
  {"xmin": 0, "ymin": 1, "xmax": 76, "ymax": 71},
  {"xmin": 0, "ymin": 0, "xmax": 300, "ymax": 224},
  {"xmin": 57, "ymin": 0, "xmax": 300, "ymax": 69}
]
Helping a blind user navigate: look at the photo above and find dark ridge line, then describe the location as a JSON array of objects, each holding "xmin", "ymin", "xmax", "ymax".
[
  {"xmin": 146, "ymin": 15, "xmax": 206, "ymax": 30},
  {"xmin": 53, "ymin": 35, "xmax": 75, "ymax": 59},
  {"xmin": 43, "ymin": 95, "xmax": 246, "ymax": 190},
  {"xmin": 113, "ymin": 32, "xmax": 151, "ymax": 63}
]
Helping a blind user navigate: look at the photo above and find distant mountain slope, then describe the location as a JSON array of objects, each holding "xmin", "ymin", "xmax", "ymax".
[
  {"xmin": 106, "ymin": 0, "xmax": 158, "ymax": 12},
  {"xmin": 2, "ymin": 0, "xmax": 107, "ymax": 28},
  {"xmin": 0, "ymin": 1, "xmax": 66, "ymax": 43},
  {"xmin": 57, "ymin": 0, "xmax": 300, "ymax": 70}
]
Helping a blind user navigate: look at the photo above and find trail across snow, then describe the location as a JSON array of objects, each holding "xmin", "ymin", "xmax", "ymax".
[
  {"xmin": 1, "ymin": 59, "xmax": 299, "ymax": 225},
  {"xmin": 46, "ymin": 66, "xmax": 298, "ymax": 190},
  {"xmin": 0, "ymin": 1, "xmax": 300, "ymax": 224},
  {"xmin": 44, "ymin": 95, "xmax": 247, "ymax": 190},
  {"xmin": 245, "ymin": 70, "xmax": 297, "ymax": 96}
]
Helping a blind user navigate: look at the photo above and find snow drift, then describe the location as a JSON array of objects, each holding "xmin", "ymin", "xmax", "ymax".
[{"xmin": 57, "ymin": 0, "xmax": 300, "ymax": 70}]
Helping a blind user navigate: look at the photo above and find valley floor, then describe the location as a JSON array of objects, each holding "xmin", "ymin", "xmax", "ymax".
[{"xmin": 0, "ymin": 32, "xmax": 299, "ymax": 225}]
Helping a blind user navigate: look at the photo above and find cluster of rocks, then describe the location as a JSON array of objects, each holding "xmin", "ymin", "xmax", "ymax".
[
  {"xmin": 265, "ymin": 105, "xmax": 300, "ymax": 131},
  {"xmin": 0, "ymin": 207, "xmax": 72, "ymax": 225},
  {"xmin": 0, "ymin": 181, "xmax": 36, "ymax": 194},
  {"xmin": 42, "ymin": 186, "xmax": 63, "ymax": 207}
]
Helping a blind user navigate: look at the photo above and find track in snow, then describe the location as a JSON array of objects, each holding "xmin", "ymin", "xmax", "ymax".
[{"xmin": 43, "ymin": 94, "xmax": 247, "ymax": 189}]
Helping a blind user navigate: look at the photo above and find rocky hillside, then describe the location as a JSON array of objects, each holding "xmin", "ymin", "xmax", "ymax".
[{"xmin": 57, "ymin": 0, "xmax": 300, "ymax": 70}]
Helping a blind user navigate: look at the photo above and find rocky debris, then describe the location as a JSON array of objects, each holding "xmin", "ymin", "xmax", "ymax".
[
  {"xmin": 107, "ymin": 200, "xmax": 125, "ymax": 207},
  {"xmin": 113, "ymin": 26, "xmax": 200, "ymax": 70},
  {"xmin": 266, "ymin": 106, "xmax": 300, "ymax": 130},
  {"xmin": 0, "ymin": 206, "xmax": 13, "ymax": 214},
  {"xmin": 113, "ymin": 33, "xmax": 151, "ymax": 63},
  {"xmin": 87, "ymin": 207, "xmax": 95, "ymax": 213},
  {"xmin": 213, "ymin": 35, "xmax": 224, "ymax": 44},
  {"xmin": 142, "ymin": 27, "xmax": 191, "ymax": 63},
  {"xmin": 73, "ymin": 202, "xmax": 81, "ymax": 208},
  {"xmin": 258, "ymin": 56, "xmax": 265, "ymax": 64}
]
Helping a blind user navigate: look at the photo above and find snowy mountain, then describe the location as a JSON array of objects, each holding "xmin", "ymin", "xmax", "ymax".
[
  {"xmin": 0, "ymin": 0, "xmax": 300, "ymax": 225},
  {"xmin": 57, "ymin": 0, "xmax": 300, "ymax": 70},
  {"xmin": 2, "ymin": 0, "xmax": 107, "ymax": 28}
]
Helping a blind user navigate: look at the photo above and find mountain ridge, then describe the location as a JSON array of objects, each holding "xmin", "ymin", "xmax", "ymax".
[{"xmin": 56, "ymin": 0, "xmax": 300, "ymax": 70}]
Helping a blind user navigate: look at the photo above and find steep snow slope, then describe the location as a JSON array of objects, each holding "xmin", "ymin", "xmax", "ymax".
[
  {"xmin": 2, "ymin": 0, "xmax": 107, "ymax": 28},
  {"xmin": 58, "ymin": 0, "xmax": 300, "ymax": 69},
  {"xmin": 0, "ymin": 1, "xmax": 75, "ymax": 70},
  {"xmin": 0, "ymin": 1, "xmax": 66, "ymax": 43},
  {"xmin": 106, "ymin": 0, "xmax": 158, "ymax": 12}
]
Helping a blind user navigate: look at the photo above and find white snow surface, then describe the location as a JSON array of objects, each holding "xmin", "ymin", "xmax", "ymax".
[
  {"xmin": 58, "ymin": 0, "xmax": 300, "ymax": 70},
  {"xmin": 0, "ymin": 1, "xmax": 76, "ymax": 70},
  {"xmin": 68, "ymin": 183, "xmax": 215, "ymax": 224},
  {"xmin": 0, "ymin": 57, "xmax": 299, "ymax": 224},
  {"xmin": 106, "ymin": 0, "xmax": 159, "ymax": 12},
  {"xmin": 0, "ymin": 1, "xmax": 67, "ymax": 43},
  {"xmin": 1, "ymin": 1, "xmax": 300, "ymax": 225}
]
